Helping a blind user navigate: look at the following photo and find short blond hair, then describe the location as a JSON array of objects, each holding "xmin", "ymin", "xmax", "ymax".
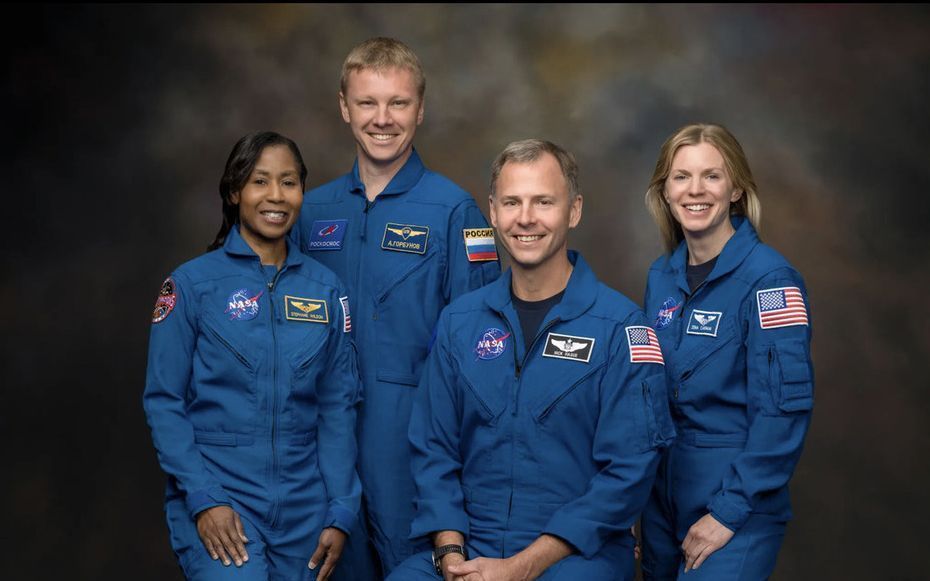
[
  {"xmin": 490, "ymin": 139, "xmax": 580, "ymax": 199},
  {"xmin": 340, "ymin": 37, "xmax": 425, "ymax": 99},
  {"xmin": 645, "ymin": 123, "xmax": 762, "ymax": 253}
]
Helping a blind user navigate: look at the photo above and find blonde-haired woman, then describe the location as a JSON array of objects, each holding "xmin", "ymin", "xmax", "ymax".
[{"xmin": 640, "ymin": 124, "xmax": 814, "ymax": 580}]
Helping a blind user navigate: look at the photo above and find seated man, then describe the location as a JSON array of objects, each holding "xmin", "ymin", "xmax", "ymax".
[{"xmin": 389, "ymin": 139, "xmax": 676, "ymax": 580}]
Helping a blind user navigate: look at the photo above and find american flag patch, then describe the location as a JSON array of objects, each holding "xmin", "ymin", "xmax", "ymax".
[
  {"xmin": 339, "ymin": 296, "xmax": 352, "ymax": 333},
  {"xmin": 626, "ymin": 326, "xmax": 664, "ymax": 365},
  {"xmin": 756, "ymin": 286, "xmax": 808, "ymax": 329}
]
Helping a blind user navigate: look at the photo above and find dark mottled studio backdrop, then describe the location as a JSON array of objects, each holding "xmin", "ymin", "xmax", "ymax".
[{"xmin": 3, "ymin": 4, "xmax": 929, "ymax": 580}]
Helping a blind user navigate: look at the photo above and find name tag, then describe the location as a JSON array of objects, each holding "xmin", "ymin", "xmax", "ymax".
[
  {"xmin": 687, "ymin": 310, "xmax": 722, "ymax": 337},
  {"xmin": 543, "ymin": 333, "xmax": 595, "ymax": 363},
  {"xmin": 382, "ymin": 223, "xmax": 429, "ymax": 254}
]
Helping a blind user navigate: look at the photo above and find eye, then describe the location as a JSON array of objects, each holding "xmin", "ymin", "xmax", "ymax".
[
  {"xmin": 391, "ymin": 99, "xmax": 409, "ymax": 108},
  {"xmin": 672, "ymin": 174, "xmax": 687, "ymax": 181},
  {"xmin": 253, "ymin": 178, "xmax": 267, "ymax": 185},
  {"xmin": 706, "ymin": 174, "xmax": 720, "ymax": 181}
]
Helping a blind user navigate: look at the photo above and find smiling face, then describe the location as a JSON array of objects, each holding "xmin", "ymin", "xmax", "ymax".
[
  {"xmin": 339, "ymin": 66, "xmax": 424, "ymax": 172},
  {"xmin": 490, "ymin": 152, "xmax": 582, "ymax": 273},
  {"xmin": 664, "ymin": 141, "xmax": 743, "ymax": 249},
  {"xmin": 231, "ymin": 145, "xmax": 303, "ymax": 251}
]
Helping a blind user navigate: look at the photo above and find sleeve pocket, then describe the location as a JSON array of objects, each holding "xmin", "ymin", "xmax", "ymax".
[
  {"xmin": 770, "ymin": 341, "xmax": 814, "ymax": 413},
  {"xmin": 642, "ymin": 374, "xmax": 676, "ymax": 447}
]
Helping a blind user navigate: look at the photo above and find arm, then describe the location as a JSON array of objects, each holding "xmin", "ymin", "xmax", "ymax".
[
  {"xmin": 706, "ymin": 270, "xmax": 814, "ymax": 533},
  {"xmin": 143, "ymin": 273, "xmax": 248, "ymax": 565},
  {"xmin": 143, "ymin": 273, "xmax": 233, "ymax": 517},
  {"xmin": 443, "ymin": 199, "xmax": 501, "ymax": 301},
  {"xmin": 540, "ymin": 318, "xmax": 675, "ymax": 559},
  {"xmin": 408, "ymin": 311, "xmax": 471, "ymax": 542}
]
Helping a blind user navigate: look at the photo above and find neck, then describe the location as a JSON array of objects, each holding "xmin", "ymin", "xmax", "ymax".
[
  {"xmin": 357, "ymin": 147, "xmax": 412, "ymax": 201},
  {"xmin": 240, "ymin": 228, "xmax": 287, "ymax": 269},
  {"xmin": 510, "ymin": 253, "xmax": 573, "ymax": 301},
  {"xmin": 683, "ymin": 221, "xmax": 735, "ymax": 266}
]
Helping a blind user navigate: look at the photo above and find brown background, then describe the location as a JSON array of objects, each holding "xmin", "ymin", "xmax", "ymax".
[{"xmin": 3, "ymin": 5, "xmax": 928, "ymax": 579}]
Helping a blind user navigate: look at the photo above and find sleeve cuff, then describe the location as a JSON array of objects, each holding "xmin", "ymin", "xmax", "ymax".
[
  {"xmin": 186, "ymin": 486, "xmax": 233, "ymax": 519},
  {"xmin": 707, "ymin": 493, "xmax": 751, "ymax": 532},
  {"xmin": 542, "ymin": 517, "xmax": 599, "ymax": 559},
  {"xmin": 409, "ymin": 500, "xmax": 470, "ymax": 541},
  {"xmin": 324, "ymin": 505, "xmax": 358, "ymax": 535}
]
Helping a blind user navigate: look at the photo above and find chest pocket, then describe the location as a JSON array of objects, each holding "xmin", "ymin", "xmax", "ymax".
[
  {"xmin": 199, "ymin": 313, "xmax": 260, "ymax": 373},
  {"xmin": 459, "ymin": 353, "xmax": 510, "ymax": 423},
  {"xmin": 531, "ymin": 359, "xmax": 606, "ymax": 423}
]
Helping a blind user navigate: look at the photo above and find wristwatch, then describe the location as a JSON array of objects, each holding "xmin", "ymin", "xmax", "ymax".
[{"xmin": 432, "ymin": 544, "xmax": 468, "ymax": 576}]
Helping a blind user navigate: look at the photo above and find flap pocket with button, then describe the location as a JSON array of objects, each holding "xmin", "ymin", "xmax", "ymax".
[{"xmin": 769, "ymin": 341, "xmax": 813, "ymax": 413}]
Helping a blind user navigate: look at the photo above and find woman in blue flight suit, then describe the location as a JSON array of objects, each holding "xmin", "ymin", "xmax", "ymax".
[
  {"xmin": 144, "ymin": 132, "xmax": 361, "ymax": 581},
  {"xmin": 640, "ymin": 124, "xmax": 814, "ymax": 580}
]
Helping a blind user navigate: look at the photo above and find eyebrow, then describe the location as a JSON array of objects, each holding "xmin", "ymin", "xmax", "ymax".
[{"xmin": 252, "ymin": 168, "xmax": 298, "ymax": 176}]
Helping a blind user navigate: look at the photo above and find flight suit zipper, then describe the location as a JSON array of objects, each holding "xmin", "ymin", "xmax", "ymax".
[{"xmin": 267, "ymin": 268, "xmax": 283, "ymax": 526}]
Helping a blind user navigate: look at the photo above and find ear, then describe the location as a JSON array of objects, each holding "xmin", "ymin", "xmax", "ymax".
[
  {"xmin": 339, "ymin": 92, "xmax": 350, "ymax": 124},
  {"xmin": 489, "ymin": 195, "xmax": 498, "ymax": 228},
  {"xmin": 730, "ymin": 188, "xmax": 743, "ymax": 203},
  {"xmin": 416, "ymin": 96, "xmax": 425, "ymax": 126},
  {"xmin": 568, "ymin": 194, "xmax": 583, "ymax": 229},
  {"xmin": 230, "ymin": 191, "xmax": 241, "ymax": 205}
]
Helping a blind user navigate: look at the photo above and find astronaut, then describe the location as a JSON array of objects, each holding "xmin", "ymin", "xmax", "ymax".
[
  {"xmin": 640, "ymin": 124, "xmax": 814, "ymax": 579},
  {"xmin": 388, "ymin": 139, "xmax": 674, "ymax": 581},
  {"xmin": 291, "ymin": 38, "xmax": 500, "ymax": 577},
  {"xmin": 144, "ymin": 132, "xmax": 360, "ymax": 580}
]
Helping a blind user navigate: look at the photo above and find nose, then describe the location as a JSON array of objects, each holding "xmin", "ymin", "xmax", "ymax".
[
  {"xmin": 267, "ymin": 181, "xmax": 285, "ymax": 202},
  {"xmin": 688, "ymin": 176, "xmax": 703, "ymax": 196},
  {"xmin": 517, "ymin": 202, "xmax": 536, "ymax": 226},
  {"xmin": 374, "ymin": 104, "xmax": 392, "ymax": 127}
]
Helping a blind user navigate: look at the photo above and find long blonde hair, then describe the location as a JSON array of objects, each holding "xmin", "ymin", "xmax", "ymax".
[{"xmin": 645, "ymin": 123, "xmax": 761, "ymax": 253}]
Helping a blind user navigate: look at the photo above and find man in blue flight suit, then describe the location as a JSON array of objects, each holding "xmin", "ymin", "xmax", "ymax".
[
  {"xmin": 292, "ymin": 38, "xmax": 500, "ymax": 577},
  {"xmin": 388, "ymin": 139, "xmax": 675, "ymax": 581}
]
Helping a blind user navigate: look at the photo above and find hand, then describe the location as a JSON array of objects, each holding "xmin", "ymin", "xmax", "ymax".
[
  {"xmin": 447, "ymin": 556, "xmax": 528, "ymax": 581},
  {"xmin": 632, "ymin": 525, "xmax": 641, "ymax": 561},
  {"xmin": 438, "ymin": 551, "xmax": 467, "ymax": 581},
  {"xmin": 195, "ymin": 505, "xmax": 249, "ymax": 567},
  {"xmin": 681, "ymin": 513, "xmax": 734, "ymax": 572},
  {"xmin": 308, "ymin": 527, "xmax": 347, "ymax": 581}
]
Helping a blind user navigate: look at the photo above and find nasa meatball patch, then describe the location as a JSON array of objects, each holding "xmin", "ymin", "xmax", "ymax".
[
  {"xmin": 474, "ymin": 328, "xmax": 510, "ymax": 360},
  {"xmin": 543, "ymin": 333, "xmax": 595, "ymax": 363},
  {"xmin": 225, "ymin": 288, "xmax": 263, "ymax": 321},
  {"xmin": 151, "ymin": 277, "xmax": 177, "ymax": 323}
]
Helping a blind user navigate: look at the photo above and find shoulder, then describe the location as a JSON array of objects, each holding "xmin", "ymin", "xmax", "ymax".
[
  {"xmin": 304, "ymin": 173, "xmax": 352, "ymax": 205},
  {"xmin": 737, "ymin": 241, "xmax": 806, "ymax": 289},
  {"xmin": 647, "ymin": 252, "xmax": 676, "ymax": 278},
  {"xmin": 589, "ymin": 283, "xmax": 648, "ymax": 327},
  {"xmin": 409, "ymin": 168, "xmax": 476, "ymax": 209},
  {"xmin": 171, "ymin": 248, "xmax": 233, "ymax": 286},
  {"xmin": 289, "ymin": 251, "xmax": 349, "ymax": 294}
]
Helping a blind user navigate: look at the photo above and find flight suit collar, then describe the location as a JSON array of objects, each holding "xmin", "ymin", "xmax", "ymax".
[
  {"xmin": 348, "ymin": 148, "xmax": 426, "ymax": 199},
  {"xmin": 669, "ymin": 215, "xmax": 760, "ymax": 294},
  {"xmin": 223, "ymin": 225, "xmax": 305, "ymax": 268},
  {"xmin": 484, "ymin": 250, "xmax": 597, "ymax": 324}
]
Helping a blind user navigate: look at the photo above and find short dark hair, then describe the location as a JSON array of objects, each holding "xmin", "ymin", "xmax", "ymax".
[{"xmin": 208, "ymin": 131, "xmax": 308, "ymax": 251}]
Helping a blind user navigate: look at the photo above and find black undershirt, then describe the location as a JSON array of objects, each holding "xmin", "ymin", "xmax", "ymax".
[
  {"xmin": 686, "ymin": 255, "xmax": 718, "ymax": 293},
  {"xmin": 511, "ymin": 289, "xmax": 565, "ymax": 353}
]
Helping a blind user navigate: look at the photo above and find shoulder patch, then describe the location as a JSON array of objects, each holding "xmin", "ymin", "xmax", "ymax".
[
  {"xmin": 285, "ymin": 296, "xmax": 329, "ymax": 323},
  {"xmin": 339, "ymin": 296, "xmax": 352, "ymax": 333},
  {"xmin": 152, "ymin": 277, "xmax": 177, "ymax": 323},
  {"xmin": 463, "ymin": 228, "xmax": 498, "ymax": 262},
  {"xmin": 756, "ymin": 286, "xmax": 808, "ymax": 329},
  {"xmin": 654, "ymin": 296, "xmax": 680, "ymax": 330},
  {"xmin": 307, "ymin": 219, "xmax": 348, "ymax": 251},
  {"xmin": 382, "ymin": 223, "xmax": 429, "ymax": 254},
  {"xmin": 626, "ymin": 326, "xmax": 664, "ymax": 365}
]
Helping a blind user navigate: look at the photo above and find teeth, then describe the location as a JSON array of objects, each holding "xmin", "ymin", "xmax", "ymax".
[
  {"xmin": 262, "ymin": 211, "xmax": 286, "ymax": 222},
  {"xmin": 684, "ymin": 204, "xmax": 710, "ymax": 211},
  {"xmin": 516, "ymin": 235, "xmax": 542, "ymax": 242},
  {"xmin": 371, "ymin": 134, "xmax": 395, "ymax": 141}
]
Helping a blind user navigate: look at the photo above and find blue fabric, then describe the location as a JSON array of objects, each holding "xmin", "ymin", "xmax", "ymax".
[
  {"xmin": 407, "ymin": 252, "xmax": 673, "ymax": 571},
  {"xmin": 292, "ymin": 149, "xmax": 500, "ymax": 574},
  {"xmin": 144, "ymin": 226, "xmax": 362, "ymax": 578},
  {"xmin": 641, "ymin": 216, "xmax": 813, "ymax": 577}
]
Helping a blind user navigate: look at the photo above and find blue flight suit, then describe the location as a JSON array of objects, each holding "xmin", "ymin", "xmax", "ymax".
[
  {"xmin": 388, "ymin": 252, "xmax": 675, "ymax": 580},
  {"xmin": 144, "ymin": 226, "xmax": 362, "ymax": 580},
  {"xmin": 292, "ymin": 149, "xmax": 500, "ymax": 575},
  {"xmin": 640, "ymin": 216, "xmax": 814, "ymax": 580}
]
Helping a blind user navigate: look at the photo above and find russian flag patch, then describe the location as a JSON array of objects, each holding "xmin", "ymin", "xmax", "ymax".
[{"xmin": 463, "ymin": 228, "xmax": 498, "ymax": 262}]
